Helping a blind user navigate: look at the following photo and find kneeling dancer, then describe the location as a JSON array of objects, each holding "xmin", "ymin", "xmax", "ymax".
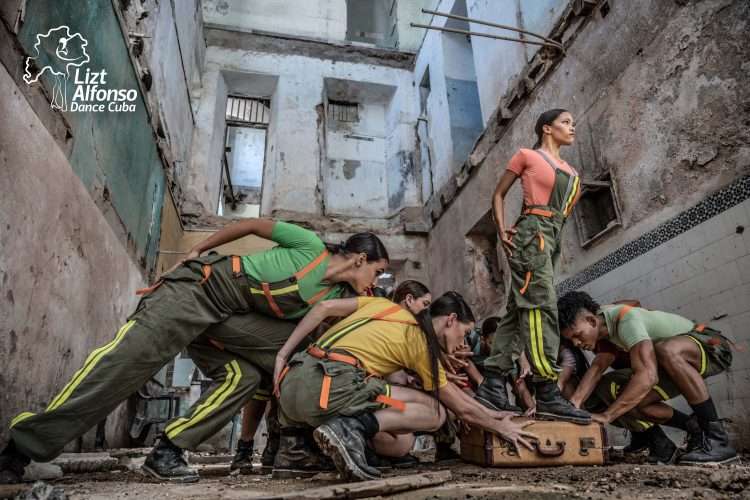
[
  {"xmin": 558, "ymin": 291, "xmax": 737, "ymax": 465},
  {"xmin": 274, "ymin": 293, "xmax": 536, "ymax": 481}
]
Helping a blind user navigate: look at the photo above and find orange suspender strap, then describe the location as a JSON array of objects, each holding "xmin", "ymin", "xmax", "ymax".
[
  {"xmin": 319, "ymin": 374, "xmax": 332, "ymax": 409},
  {"xmin": 208, "ymin": 338, "xmax": 225, "ymax": 350},
  {"xmin": 523, "ymin": 208, "xmax": 554, "ymax": 218},
  {"xmin": 375, "ymin": 394, "xmax": 406, "ymax": 412},
  {"xmin": 694, "ymin": 324, "xmax": 705, "ymax": 333},
  {"xmin": 231, "ymin": 255, "xmax": 242, "ymax": 275},
  {"xmin": 262, "ymin": 282, "xmax": 285, "ymax": 318},
  {"xmin": 519, "ymin": 271, "xmax": 532, "ymax": 295},
  {"xmin": 136, "ymin": 280, "xmax": 163, "ymax": 296},
  {"xmin": 616, "ymin": 304, "xmax": 633, "ymax": 323},
  {"xmin": 370, "ymin": 304, "xmax": 418, "ymax": 325},
  {"xmin": 614, "ymin": 304, "xmax": 633, "ymax": 338},
  {"xmin": 294, "ymin": 249, "xmax": 329, "ymax": 281},
  {"xmin": 307, "ymin": 286, "xmax": 333, "ymax": 305},
  {"xmin": 199, "ymin": 264, "xmax": 212, "ymax": 285}
]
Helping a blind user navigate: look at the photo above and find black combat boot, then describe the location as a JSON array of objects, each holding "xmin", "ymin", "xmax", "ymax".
[
  {"xmin": 475, "ymin": 376, "xmax": 521, "ymax": 412},
  {"xmin": 623, "ymin": 430, "xmax": 650, "ymax": 455},
  {"xmin": 683, "ymin": 414, "xmax": 702, "ymax": 453},
  {"xmin": 644, "ymin": 426, "xmax": 677, "ymax": 465},
  {"xmin": 0, "ymin": 441, "xmax": 30, "ymax": 484},
  {"xmin": 678, "ymin": 421, "xmax": 738, "ymax": 465},
  {"xmin": 230, "ymin": 439, "xmax": 254, "ymax": 473},
  {"xmin": 271, "ymin": 429, "xmax": 335, "ymax": 479},
  {"xmin": 534, "ymin": 381, "xmax": 591, "ymax": 424},
  {"xmin": 142, "ymin": 437, "xmax": 199, "ymax": 483},
  {"xmin": 260, "ymin": 429, "xmax": 280, "ymax": 474},
  {"xmin": 313, "ymin": 416, "xmax": 381, "ymax": 481}
]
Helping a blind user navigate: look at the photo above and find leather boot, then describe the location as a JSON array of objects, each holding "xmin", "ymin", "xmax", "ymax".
[
  {"xmin": 230, "ymin": 439, "xmax": 254, "ymax": 473},
  {"xmin": 313, "ymin": 416, "xmax": 381, "ymax": 482},
  {"xmin": 644, "ymin": 426, "xmax": 677, "ymax": 465},
  {"xmin": 271, "ymin": 429, "xmax": 334, "ymax": 479},
  {"xmin": 535, "ymin": 381, "xmax": 591, "ymax": 424},
  {"xmin": 475, "ymin": 375, "xmax": 521, "ymax": 412},
  {"xmin": 678, "ymin": 420, "xmax": 738, "ymax": 465},
  {"xmin": 142, "ymin": 437, "xmax": 199, "ymax": 483},
  {"xmin": 0, "ymin": 441, "xmax": 30, "ymax": 484}
]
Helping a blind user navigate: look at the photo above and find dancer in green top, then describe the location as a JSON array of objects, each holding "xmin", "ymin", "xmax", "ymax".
[{"xmin": 0, "ymin": 219, "xmax": 389, "ymax": 484}]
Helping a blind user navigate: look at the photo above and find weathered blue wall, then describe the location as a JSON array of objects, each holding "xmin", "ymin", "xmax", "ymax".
[
  {"xmin": 19, "ymin": 0, "xmax": 165, "ymax": 273},
  {"xmin": 445, "ymin": 77, "xmax": 483, "ymax": 168}
]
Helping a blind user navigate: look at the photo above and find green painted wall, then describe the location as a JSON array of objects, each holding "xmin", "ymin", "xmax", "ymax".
[{"xmin": 19, "ymin": 0, "xmax": 165, "ymax": 273}]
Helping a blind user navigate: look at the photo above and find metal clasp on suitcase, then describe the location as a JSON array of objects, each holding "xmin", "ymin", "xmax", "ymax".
[{"xmin": 579, "ymin": 437, "xmax": 596, "ymax": 456}]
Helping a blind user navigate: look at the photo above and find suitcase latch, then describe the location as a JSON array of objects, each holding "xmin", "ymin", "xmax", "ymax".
[{"xmin": 580, "ymin": 437, "xmax": 596, "ymax": 456}]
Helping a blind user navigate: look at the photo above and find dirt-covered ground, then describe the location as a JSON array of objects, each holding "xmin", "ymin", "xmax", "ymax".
[{"xmin": 5, "ymin": 454, "xmax": 749, "ymax": 500}]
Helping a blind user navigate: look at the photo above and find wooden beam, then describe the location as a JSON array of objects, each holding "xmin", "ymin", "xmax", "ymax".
[{"xmin": 254, "ymin": 471, "xmax": 452, "ymax": 500}]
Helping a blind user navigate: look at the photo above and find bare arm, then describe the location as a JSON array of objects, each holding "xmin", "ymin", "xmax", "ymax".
[
  {"xmin": 164, "ymin": 218, "xmax": 277, "ymax": 276},
  {"xmin": 569, "ymin": 352, "xmax": 615, "ymax": 408},
  {"xmin": 492, "ymin": 171, "xmax": 519, "ymax": 257},
  {"xmin": 596, "ymin": 341, "xmax": 657, "ymax": 424},
  {"xmin": 273, "ymin": 298, "xmax": 359, "ymax": 394},
  {"xmin": 189, "ymin": 218, "xmax": 276, "ymax": 255},
  {"xmin": 438, "ymin": 381, "xmax": 537, "ymax": 450}
]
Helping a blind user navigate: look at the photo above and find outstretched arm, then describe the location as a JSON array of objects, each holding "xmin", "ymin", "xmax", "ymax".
[
  {"xmin": 592, "ymin": 341, "xmax": 657, "ymax": 424},
  {"xmin": 569, "ymin": 351, "xmax": 615, "ymax": 408},
  {"xmin": 438, "ymin": 381, "xmax": 537, "ymax": 450},
  {"xmin": 164, "ymin": 218, "xmax": 277, "ymax": 275}
]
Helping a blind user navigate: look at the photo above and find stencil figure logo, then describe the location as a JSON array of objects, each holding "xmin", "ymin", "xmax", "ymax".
[{"xmin": 23, "ymin": 25, "xmax": 90, "ymax": 111}]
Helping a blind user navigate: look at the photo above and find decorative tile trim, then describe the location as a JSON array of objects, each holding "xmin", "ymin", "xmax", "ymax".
[{"xmin": 556, "ymin": 175, "xmax": 750, "ymax": 296}]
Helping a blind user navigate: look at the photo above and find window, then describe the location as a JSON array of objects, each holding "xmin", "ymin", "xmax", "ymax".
[
  {"xmin": 345, "ymin": 0, "xmax": 397, "ymax": 48},
  {"xmin": 327, "ymin": 100, "xmax": 359, "ymax": 123},
  {"xmin": 219, "ymin": 96, "xmax": 270, "ymax": 217},
  {"xmin": 574, "ymin": 171, "xmax": 622, "ymax": 247}
]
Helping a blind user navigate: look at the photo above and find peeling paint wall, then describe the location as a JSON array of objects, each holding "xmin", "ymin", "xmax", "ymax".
[
  {"xmin": 0, "ymin": 64, "xmax": 144, "ymax": 447},
  {"xmin": 1, "ymin": 0, "xmax": 202, "ymax": 447},
  {"xmin": 425, "ymin": 0, "xmax": 750, "ymax": 447},
  {"xmin": 189, "ymin": 34, "xmax": 420, "ymax": 221},
  {"xmin": 467, "ymin": 0, "xmax": 568, "ymax": 125},
  {"xmin": 202, "ymin": 0, "xmax": 436, "ymax": 52},
  {"xmin": 17, "ymin": 0, "xmax": 168, "ymax": 274}
]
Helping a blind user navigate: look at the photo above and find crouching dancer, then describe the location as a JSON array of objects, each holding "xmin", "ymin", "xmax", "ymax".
[
  {"xmin": 557, "ymin": 291, "xmax": 737, "ymax": 465},
  {"xmin": 273, "ymin": 292, "xmax": 537, "ymax": 481}
]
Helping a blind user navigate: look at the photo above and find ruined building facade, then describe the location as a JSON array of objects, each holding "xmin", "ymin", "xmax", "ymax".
[{"xmin": 1, "ymin": 0, "xmax": 748, "ymax": 449}]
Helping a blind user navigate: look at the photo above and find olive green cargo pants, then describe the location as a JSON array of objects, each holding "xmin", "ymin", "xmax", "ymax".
[
  {"xmin": 484, "ymin": 212, "xmax": 565, "ymax": 382},
  {"xmin": 278, "ymin": 352, "xmax": 390, "ymax": 429},
  {"xmin": 10, "ymin": 256, "xmax": 296, "ymax": 461}
]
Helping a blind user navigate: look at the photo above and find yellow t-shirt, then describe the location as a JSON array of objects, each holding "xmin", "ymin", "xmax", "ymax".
[{"xmin": 317, "ymin": 297, "xmax": 448, "ymax": 390}]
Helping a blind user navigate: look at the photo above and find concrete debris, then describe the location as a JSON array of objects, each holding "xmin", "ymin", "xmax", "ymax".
[
  {"xmin": 22, "ymin": 463, "xmax": 62, "ymax": 482},
  {"xmin": 14, "ymin": 482, "xmax": 67, "ymax": 500}
]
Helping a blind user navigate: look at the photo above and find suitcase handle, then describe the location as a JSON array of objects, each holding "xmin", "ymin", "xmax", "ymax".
[{"xmin": 535, "ymin": 439, "xmax": 566, "ymax": 457}]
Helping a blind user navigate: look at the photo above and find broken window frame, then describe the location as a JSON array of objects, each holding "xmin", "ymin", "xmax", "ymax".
[
  {"xmin": 573, "ymin": 169, "xmax": 623, "ymax": 248},
  {"xmin": 219, "ymin": 96, "xmax": 271, "ymax": 214},
  {"xmin": 327, "ymin": 99, "xmax": 360, "ymax": 123}
]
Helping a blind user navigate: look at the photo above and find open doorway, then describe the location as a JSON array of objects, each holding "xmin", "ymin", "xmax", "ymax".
[{"xmin": 218, "ymin": 96, "xmax": 271, "ymax": 218}]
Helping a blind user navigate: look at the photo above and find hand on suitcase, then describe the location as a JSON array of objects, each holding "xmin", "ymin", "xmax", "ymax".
[{"xmin": 495, "ymin": 415, "xmax": 537, "ymax": 451}]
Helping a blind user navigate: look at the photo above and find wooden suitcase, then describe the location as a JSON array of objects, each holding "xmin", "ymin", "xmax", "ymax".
[{"xmin": 459, "ymin": 419, "xmax": 608, "ymax": 467}]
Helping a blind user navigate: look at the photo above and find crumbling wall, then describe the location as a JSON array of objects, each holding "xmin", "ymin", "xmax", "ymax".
[
  {"xmin": 17, "ymin": 0, "xmax": 167, "ymax": 275},
  {"xmin": 0, "ymin": 64, "xmax": 144, "ymax": 447},
  {"xmin": 189, "ymin": 31, "xmax": 419, "ymax": 221},
  {"xmin": 425, "ymin": 0, "xmax": 750, "ymax": 447}
]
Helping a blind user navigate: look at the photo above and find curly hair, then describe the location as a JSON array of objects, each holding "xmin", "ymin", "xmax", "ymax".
[{"xmin": 557, "ymin": 291, "xmax": 600, "ymax": 331}]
